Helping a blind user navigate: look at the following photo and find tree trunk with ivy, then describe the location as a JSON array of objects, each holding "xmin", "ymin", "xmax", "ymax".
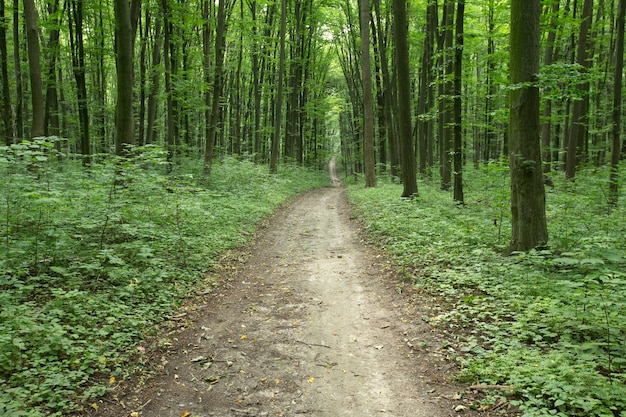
[{"xmin": 509, "ymin": 0, "xmax": 548, "ymax": 251}]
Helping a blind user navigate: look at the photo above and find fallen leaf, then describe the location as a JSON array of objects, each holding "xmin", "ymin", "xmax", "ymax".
[
  {"xmin": 307, "ymin": 376, "xmax": 315, "ymax": 383},
  {"xmin": 109, "ymin": 376, "xmax": 116, "ymax": 385},
  {"xmin": 90, "ymin": 403, "xmax": 99, "ymax": 411},
  {"xmin": 130, "ymin": 412, "xmax": 139, "ymax": 417},
  {"xmin": 240, "ymin": 335, "xmax": 247, "ymax": 340},
  {"xmin": 274, "ymin": 378, "xmax": 281, "ymax": 384},
  {"xmin": 454, "ymin": 405, "xmax": 468, "ymax": 412},
  {"xmin": 181, "ymin": 411, "xmax": 192, "ymax": 417}
]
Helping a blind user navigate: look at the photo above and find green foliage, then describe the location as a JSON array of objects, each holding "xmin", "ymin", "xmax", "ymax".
[
  {"xmin": 0, "ymin": 140, "xmax": 327, "ymax": 415},
  {"xmin": 348, "ymin": 164, "xmax": 626, "ymax": 417}
]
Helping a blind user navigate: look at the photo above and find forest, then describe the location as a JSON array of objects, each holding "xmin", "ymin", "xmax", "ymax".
[{"xmin": 1, "ymin": 0, "xmax": 625, "ymax": 415}]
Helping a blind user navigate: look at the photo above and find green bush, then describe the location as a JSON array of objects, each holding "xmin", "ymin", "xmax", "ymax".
[
  {"xmin": 348, "ymin": 164, "xmax": 626, "ymax": 417},
  {"xmin": 0, "ymin": 140, "xmax": 327, "ymax": 415}
]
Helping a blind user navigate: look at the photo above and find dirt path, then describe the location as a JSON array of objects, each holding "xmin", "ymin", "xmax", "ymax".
[{"xmin": 88, "ymin": 187, "xmax": 481, "ymax": 417}]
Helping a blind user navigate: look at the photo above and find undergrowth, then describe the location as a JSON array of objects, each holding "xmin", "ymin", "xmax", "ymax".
[
  {"xmin": 0, "ymin": 139, "xmax": 327, "ymax": 416},
  {"xmin": 348, "ymin": 164, "xmax": 626, "ymax": 417}
]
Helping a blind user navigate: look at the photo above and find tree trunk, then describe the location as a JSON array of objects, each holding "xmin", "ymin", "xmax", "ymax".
[
  {"xmin": 12, "ymin": 0, "xmax": 23, "ymax": 141},
  {"xmin": 394, "ymin": 0, "xmax": 416, "ymax": 196},
  {"xmin": 566, "ymin": 0, "xmax": 593, "ymax": 180},
  {"xmin": 44, "ymin": 0, "xmax": 60, "ymax": 138},
  {"xmin": 509, "ymin": 0, "xmax": 548, "ymax": 251},
  {"xmin": 439, "ymin": 0, "xmax": 454, "ymax": 190},
  {"xmin": 0, "ymin": 0, "xmax": 13, "ymax": 145},
  {"xmin": 541, "ymin": 1, "xmax": 559, "ymax": 172},
  {"xmin": 162, "ymin": 0, "xmax": 175, "ymax": 164},
  {"xmin": 68, "ymin": 0, "xmax": 91, "ymax": 163},
  {"xmin": 23, "ymin": 0, "xmax": 44, "ymax": 138},
  {"xmin": 114, "ymin": 0, "xmax": 135, "ymax": 156},
  {"xmin": 373, "ymin": 0, "xmax": 398, "ymax": 177},
  {"xmin": 145, "ymin": 20, "xmax": 161, "ymax": 145},
  {"xmin": 452, "ymin": 0, "xmax": 464, "ymax": 204},
  {"xmin": 609, "ymin": 0, "xmax": 625, "ymax": 205},
  {"xmin": 204, "ymin": 0, "xmax": 229, "ymax": 174},
  {"xmin": 360, "ymin": 0, "xmax": 376, "ymax": 187},
  {"xmin": 269, "ymin": 0, "xmax": 287, "ymax": 174},
  {"xmin": 416, "ymin": 1, "xmax": 436, "ymax": 177}
]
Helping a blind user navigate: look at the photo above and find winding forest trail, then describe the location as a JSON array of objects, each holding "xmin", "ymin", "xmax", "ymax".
[{"xmin": 88, "ymin": 186, "xmax": 482, "ymax": 417}]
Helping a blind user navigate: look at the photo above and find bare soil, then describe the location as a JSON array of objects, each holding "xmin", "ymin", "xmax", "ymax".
[{"xmin": 82, "ymin": 186, "xmax": 509, "ymax": 417}]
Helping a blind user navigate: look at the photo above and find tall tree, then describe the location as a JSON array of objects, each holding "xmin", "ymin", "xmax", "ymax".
[
  {"xmin": 114, "ymin": 0, "xmax": 136, "ymax": 155},
  {"xmin": 43, "ymin": 0, "xmax": 61, "ymax": 138},
  {"xmin": 541, "ymin": 0, "xmax": 560, "ymax": 172},
  {"xmin": 439, "ymin": 0, "xmax": 454, "ymax": 190},
  {"xmin": 68, "ymin": 0, "xmax": 91, "ymax": 164},
  {"xmin": 0, "ymin": 0, "xmax": 12, "ymax": 145},
  {"xmin": 394, "ymin": 0, "xmax": 416, "ymax": 196},
  {"xmin": 23, "ymin": 0, "xmax": 44, "ymax": 138},
  {"xmin": 416, "ymin": 0, "xmax": 437, "ymax": 176},
  {"xmin": 509, "ymin": 0, "xmax": 548, "ymax": 251},
  {"xmin": 452, "ymin": 0, "xmax": 464, "ymax": 204},
  {"xmin": 609, "ymin": 0, "xmax": 625, "ymax": 205},
  {"xmin": 269, "ymin": 0, "xmax": 287, "ymax": 174},
  {"xmin": 359, "ymin": 0, "xmax": 376, "ymax": 187},
  {"xmin": 566, "ymin": 0, "xmax": 594, "ymax": 179},
  {"xmin": 204, "ymin": 0, "xmax": 230, "ymax": 173},
  {"xmin": 12, "ymin": 0, "xmax": 23, "ymax": 141}
]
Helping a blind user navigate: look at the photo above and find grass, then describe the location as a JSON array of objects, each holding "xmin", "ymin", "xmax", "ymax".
[
  {"xmin": 0, "ymin": 140, "xmax": 328, "ymax": 416},
  {"xmin": 347, "ymin": 163, "xmax": 626, "ymax": 417}
]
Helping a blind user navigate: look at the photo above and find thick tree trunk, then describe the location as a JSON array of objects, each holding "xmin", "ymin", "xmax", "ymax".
[
  {"xmin": 360, "ymin": 0, "xmax": 376, "ymax": 187},
  {"xmin": 114, "ymin": 0, "xmax": 135, "ymax": 155},
  {"xmin": 509, "ymin": 0, "xmax": 548, "ymax": 251},
  {"xmin": 23, "ymin": 0, "xmax": 44, "ymax": 138},
  {"xmin": 394, "ymin": 0, "xmax": 416, "ymax": 196}
]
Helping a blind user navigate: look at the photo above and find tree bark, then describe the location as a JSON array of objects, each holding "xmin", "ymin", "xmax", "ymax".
[
  {"xmin": 269, "ymin": 0, "xmax": 287, "ymax": 174},
  {"xmin": 509, "ymin": 0, "xmax": 548, "ymax": 251},
  {"xmin": 360, "ymin": 0, "xmax": 376, "ymax": 187},
  {"xmin": 541, "ymin": 1, "xmax": 560, "ymax": 172},
  {"xmin": 609, "ymin": 0, "xmax": 625, "ymax": 205},
  {"xmin": 439, "ymin": 0, "xmax": 454, "ymax": 190},
  {"xmin": 0, "ymin": 0, "xmax": 13, "ymax": 145},
  {"xmin": 23, "ymin": 0, "xmax": 44, "ymax": 138},
  {"xmin": 68, "ymin": 0, "xmax": 91, "ymax": 163},
  {"xmin": 114, "ymin": 0, "xmax": 135, "ymax": 156},
  {"xmin": 204, "ymin": 0, "xmax": 229, "ymax": 174},
  {"xmin": 394, "ymin": 0, "xmax": 416, "ymax": 196},
  {"xmin": 452, "ymin": 0, "xmax": 464, "ymax": 204},
  {"xmin": 566, "ymin": 0, "xmax": 593, "ymax": 179}
]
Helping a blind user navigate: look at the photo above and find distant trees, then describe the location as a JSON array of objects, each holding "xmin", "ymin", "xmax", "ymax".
[{"xmin": 0, "ymin": 0, "xmax": 623, "ymax": 241}]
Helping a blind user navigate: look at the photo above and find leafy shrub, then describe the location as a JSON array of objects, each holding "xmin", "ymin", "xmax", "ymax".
[
  {"xmin": 348, "ymin": 163, "xmax": 626, "ymax": 417},
  {"xmin": 0, "ymin": 140, "xmax": 327, "ymax": 415}
]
